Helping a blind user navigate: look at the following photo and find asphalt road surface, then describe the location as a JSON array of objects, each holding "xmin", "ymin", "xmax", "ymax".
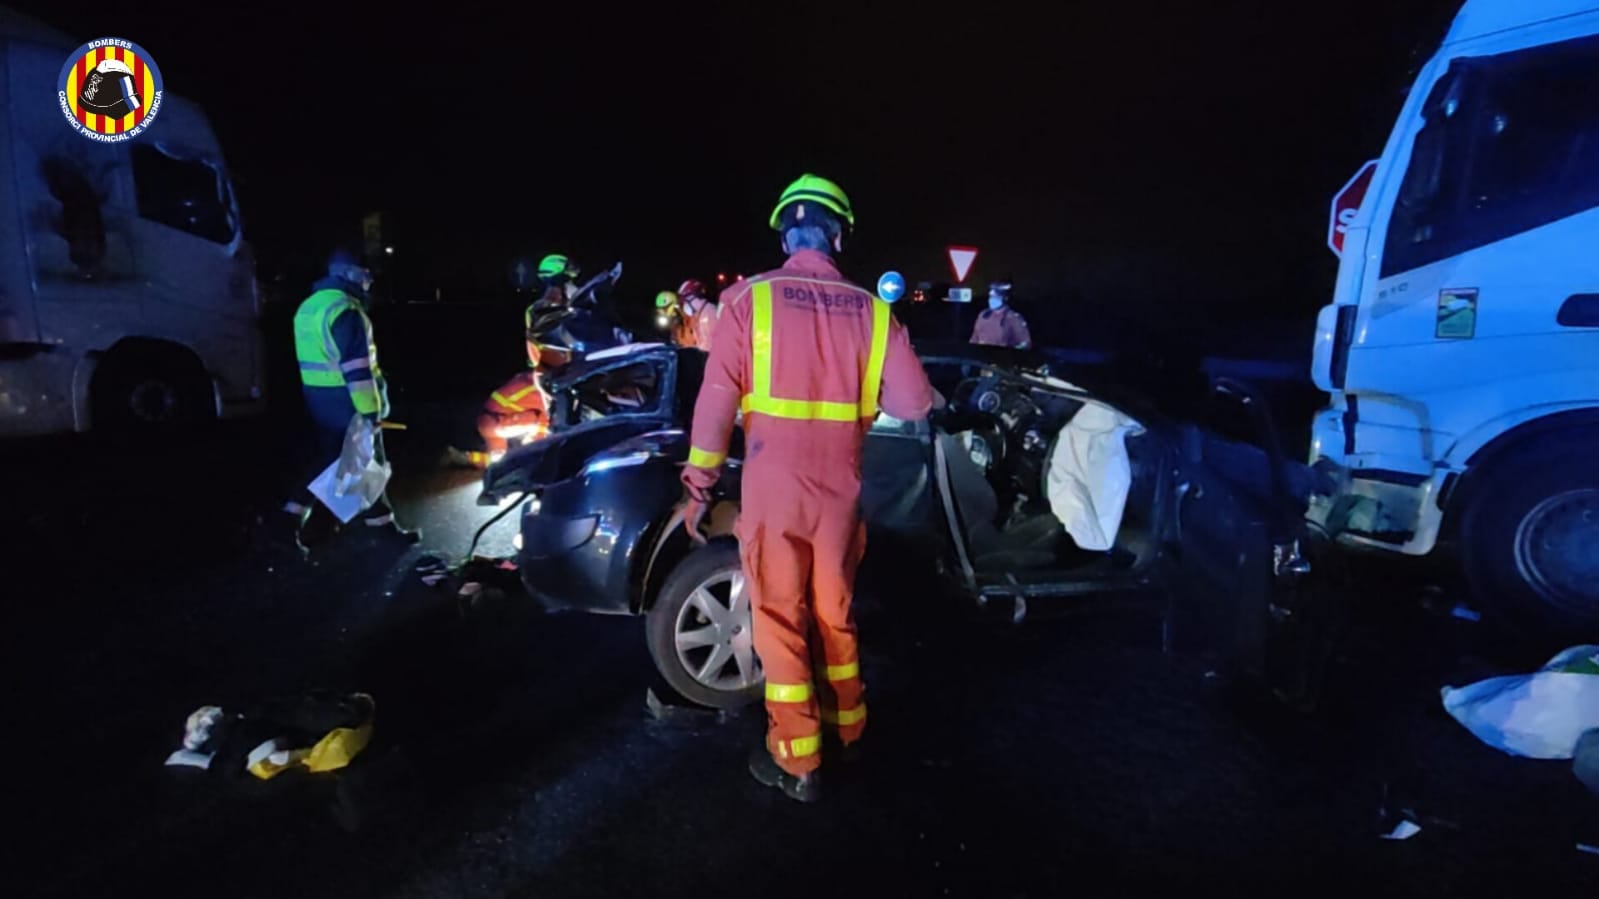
[{"xmin": 3, "ymin": 406, "xmax": 1595, "ymax": 899}]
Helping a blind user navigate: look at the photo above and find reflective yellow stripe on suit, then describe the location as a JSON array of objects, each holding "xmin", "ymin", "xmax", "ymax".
[{"xmin": 740, "ymin": 281, "xmax": 891, "ymax": 422}]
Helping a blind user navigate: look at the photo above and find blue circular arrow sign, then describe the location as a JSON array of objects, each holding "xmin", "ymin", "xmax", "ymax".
[{"xmin": 877, "ymin": 271, "xmax": 906, "ymax": 303}]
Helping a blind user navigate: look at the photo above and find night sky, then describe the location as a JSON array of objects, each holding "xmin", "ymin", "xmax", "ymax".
[{"xmin": 18, "ymin": 0, "xmax": 1461, "ymax": 340}]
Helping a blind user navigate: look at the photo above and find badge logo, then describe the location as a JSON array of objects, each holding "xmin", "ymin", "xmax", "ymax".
[{"xmin": 56, "ymin": 38, "xmax": 164, "ymax": 142}]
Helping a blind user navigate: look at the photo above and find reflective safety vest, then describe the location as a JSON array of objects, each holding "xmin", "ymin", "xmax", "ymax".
[
  {"xmin": 740, "ymin": 280, "xmax": 890, "ymax": 423},
  {"xmin": 293, "ymin": 288, "xmax": 383, "ymax": 417},
  {"xmin": 486, "ymin": 374, "xmax": 546, "ymax": 417}
]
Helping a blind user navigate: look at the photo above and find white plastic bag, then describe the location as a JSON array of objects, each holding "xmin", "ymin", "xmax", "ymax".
[
  {"xmin": 1441, "ymin": 645, "xmax": 1599, "ymax": 759},
  {"xmin": 308, "ymin": 415, "xmax": 391, "ymax": 523},
  {"xmin": 1046, "ymin": 403, "xmax": 1146, "ymax": 551}
]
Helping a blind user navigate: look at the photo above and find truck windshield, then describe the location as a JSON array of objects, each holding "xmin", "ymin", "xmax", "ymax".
[
  {"xmin": 1384, "ymin": 33, "xmax": 1599, "ymax": 277},
  {"xmin": 132, "ymin": 145, "xmax": 237, "ymax": 245}
]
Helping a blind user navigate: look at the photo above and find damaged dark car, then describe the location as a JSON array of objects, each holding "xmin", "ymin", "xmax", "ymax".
[{"xmin": 480, "ymin": 342, "xmax": 1327, "ymax": 709}]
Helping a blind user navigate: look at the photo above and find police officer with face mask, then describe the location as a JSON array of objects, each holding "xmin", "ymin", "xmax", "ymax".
[
  {"xmin": 969, "ymin": 278, "xmax": 1032, "ymax": 350},
  {"xmin": 282, "ymin": 248, "xmax": 419, "ymax": 554}
]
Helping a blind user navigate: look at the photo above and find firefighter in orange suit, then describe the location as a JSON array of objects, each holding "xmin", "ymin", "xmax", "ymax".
[
  {"xmin": 467, "ymin": 369, "xmax": 549, "ymax": 468},
  {"xmin": 681, "ymin": 175, "xmax": 937, "ymax": 802}
]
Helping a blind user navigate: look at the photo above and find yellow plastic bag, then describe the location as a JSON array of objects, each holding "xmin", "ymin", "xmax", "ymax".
[{"xmin": 245, "ymin": 694, "xmax": 375, "ymax": 780}]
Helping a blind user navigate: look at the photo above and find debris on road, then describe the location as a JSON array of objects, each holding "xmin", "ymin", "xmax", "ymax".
[
  {"xmin": 1576, "ymin": 730, "xmax": 1599, "ymax": 798},
  {"xmin": 164, "ymin": 705, "xmax": 229, "ymax": 770},
  {"xmin": 415, "ymin": 554, "xmax": 453, "ymax": 587},
  {"xmin": 164, "ymin": 692, "xmax": 376, "ymax": 781},
  {"xmin": 1441, "ymin": 645, "xmax": 1599, "ymax": 759},
  {"xmin": 1375, "ymin": 781, "xmax": 1459, "ymax": 843},
  {"xmin": 1381, "ymin": 820, "xmax": 1422, "ymax": 841},
  {"xmin": 645, "ymin": 687, "xmax": 730, "ymax": 725}
]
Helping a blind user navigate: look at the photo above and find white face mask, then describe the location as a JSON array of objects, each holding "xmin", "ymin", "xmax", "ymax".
[{"xmin": 988, "ymin": 296, "xmax": 1005, "ymax": 311}]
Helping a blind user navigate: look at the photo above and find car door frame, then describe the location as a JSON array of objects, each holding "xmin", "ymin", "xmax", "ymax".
[{"xmin": 1161, "ymin": 376, "xmax": 1332, "ymax": 704}]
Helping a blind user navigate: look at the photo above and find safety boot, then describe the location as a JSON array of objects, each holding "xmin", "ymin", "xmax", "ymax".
[
  {"xmin": 296, "ymin": 507, "xmax": 339, "ymax": 558},
  {"xmin": 748, "ymin": 747, "xmax": 821, "ymax": 804},
  {"xmin": 362, "ymin": 504, "xmax": 422, "ymax": 544}
]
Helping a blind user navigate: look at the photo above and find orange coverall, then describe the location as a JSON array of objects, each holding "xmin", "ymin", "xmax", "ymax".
[
  {"xmin": 669, "ymin": 299, "xmax": 719, "ymax": 351},
  {"xmin": 469, "ymin": 369, "xmax": 549, "ymax": 467},
  {"xmin": 685, "ymin": 298, "xmax": 719, "ymax": 352},
  {"xmin": 683, "ymin": 249, "xmax": 934, "ymax": 776}
]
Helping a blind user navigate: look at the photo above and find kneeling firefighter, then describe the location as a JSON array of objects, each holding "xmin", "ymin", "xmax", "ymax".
[{"xmin": 461, "ymin": 368, "xmax": 550, "ymax": 469}]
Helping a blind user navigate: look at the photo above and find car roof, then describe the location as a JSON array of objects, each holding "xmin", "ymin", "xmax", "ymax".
[{"xmin": 544, "ymin": 343, "xmax": 677, "ymax": 388}]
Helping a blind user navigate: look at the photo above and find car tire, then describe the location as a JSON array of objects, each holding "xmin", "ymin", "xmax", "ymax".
[
  {"xmin": 92, "ymin": 350, "xmax": 215, "ymax": 432},
  {"xmin": 646, "ymin": 540, "xmax": 762, "ymax": 710},
  {"xmin": 1461, "ymin": 435, "xmax": 1599, "ymax": 642}
]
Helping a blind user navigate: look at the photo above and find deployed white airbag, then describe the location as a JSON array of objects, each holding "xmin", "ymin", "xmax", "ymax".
[{"xmin": 1046, "ymin": 403, "xmax": 1146, "ymax": 551}]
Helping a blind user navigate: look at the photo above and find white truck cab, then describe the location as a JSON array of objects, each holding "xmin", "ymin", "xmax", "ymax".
[
  {"xmin": 1309, "ymin": 0, "xmax": 1599, "ymax": 636},
  {"xmin": 0, "ymin": 9, "xmax": 262, "ymax": 436}
]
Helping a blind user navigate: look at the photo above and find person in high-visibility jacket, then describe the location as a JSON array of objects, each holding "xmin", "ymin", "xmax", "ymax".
[
  {"xmin": 676, "ymin": 278, "xmax": 719, "ymax": 351},
  {"xmin": 526, "ymin": 253, "xmax": 580, "ymax": 369},
  {"xmin": 682, "ymin": 175, "xmax": 937, "ymax": 803},
  {"xmin": 655, "ymin": 289, "xmax": 686, "ymax": 342},
  {"xmin": 284, "ymin": 248, "xmax": 418, "ymax": 549}
]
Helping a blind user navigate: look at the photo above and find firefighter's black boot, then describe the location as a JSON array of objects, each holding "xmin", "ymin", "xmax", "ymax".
[{"xmin": 748, "ymin": 747, "xmax": 821, "ymax": 804}]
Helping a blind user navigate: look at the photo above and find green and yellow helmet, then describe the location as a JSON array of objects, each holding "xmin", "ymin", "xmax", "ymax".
[
  {"xmin": 537, "ymin": 253, "xmax": 579, "ymax": 281},
  {"xmin": 769, "ymin": 174, "xmax": 854, "ymax": 232},
  {"xmin": 655, "ymin": 290, "xmax": 680, "ymax": 310}
]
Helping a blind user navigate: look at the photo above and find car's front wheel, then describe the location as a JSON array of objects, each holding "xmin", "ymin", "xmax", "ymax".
[{"xmin": 646, "ymin": 540, "xmax": 762, "ymax": 709}]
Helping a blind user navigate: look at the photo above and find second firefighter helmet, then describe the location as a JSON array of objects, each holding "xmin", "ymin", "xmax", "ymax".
[{"xmin": 537, "ymin": 253, "xmax": 580, "ymax": 284}]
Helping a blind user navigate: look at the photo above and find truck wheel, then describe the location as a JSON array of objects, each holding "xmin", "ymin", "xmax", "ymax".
[
  {"xmin": 92, "ymin": 350, "xmax": 215, "ymax": 432},
  {"xmin": 646, "ymin": 540, "xmax": 762, "ymax": 710},
  {"xmin": 1462, "ymin": 438, "xmax": 1599, "ymax": 641}
]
